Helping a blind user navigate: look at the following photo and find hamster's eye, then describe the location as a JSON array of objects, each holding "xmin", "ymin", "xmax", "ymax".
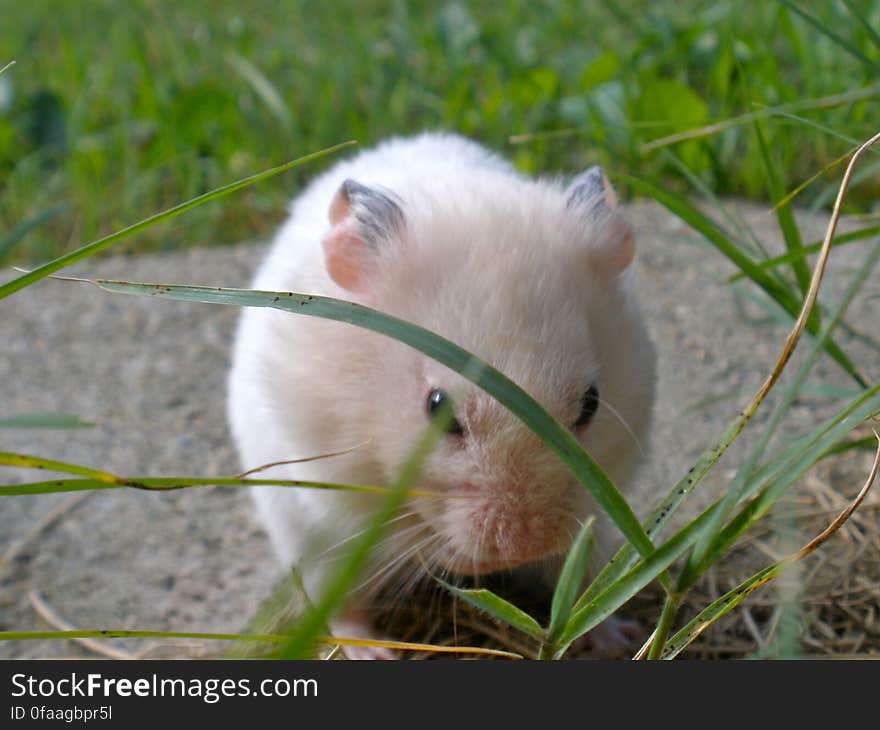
[
  {"xmin": 426, "ymin": 389, "xmax": 464, "ymax": 435},
  {"xmin": 575, "ymin": 384, "xmax": 600, "ymax": 429}
]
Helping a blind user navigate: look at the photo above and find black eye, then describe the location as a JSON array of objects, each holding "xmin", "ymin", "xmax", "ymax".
[
  {"xmin": 426, "ymin": 389, "xmax": 464, "ymax": 435},
  {"xmin": 575, "ymin": 384, "xmax": 600, "ymax": 429}
]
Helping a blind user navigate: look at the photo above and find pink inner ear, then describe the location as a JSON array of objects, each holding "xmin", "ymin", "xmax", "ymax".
[
  {"xmin": 599, "ymin": 176, "xmax": 635, "ymax": 275},
  {"xmin": 602, "ymin": 173, "xmax": 619, "ymax": 209},
  {"xmin": 323, "ymin": 218, "xmax": 374, "ymax": 292},
  {"xmin": 328, "ymin": 186, "xmax": 351, "ymax": 225},
  {"xmin": 594, "ymin": 219, "xmax": 635, "ymax": 279}
]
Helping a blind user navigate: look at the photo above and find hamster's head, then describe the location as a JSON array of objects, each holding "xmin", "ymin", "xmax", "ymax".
[{"xmin": 320, "ymin": 167, "xmax": 656, "ymax": 576}]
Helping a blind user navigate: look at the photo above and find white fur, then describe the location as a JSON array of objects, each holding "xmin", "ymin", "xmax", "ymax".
[{"xmin": 227, "ymin": 132, "xmax": 656, "ymax": 644}]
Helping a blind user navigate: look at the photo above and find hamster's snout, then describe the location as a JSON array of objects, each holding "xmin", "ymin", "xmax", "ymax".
[{"xmin": 436, "ymin": 485, "xmax": 581, "ymax": 575}]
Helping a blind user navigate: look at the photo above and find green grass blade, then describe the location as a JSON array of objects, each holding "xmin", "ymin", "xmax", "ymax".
[
  {"xmin": 0, "ymin": 477, "xmax": 410, "ymax": 497},
  {"xmin": 753, "ymin": 118, "xmax": 811, "ymax": 295},
  {"xmin": 694, "ymin": 383, "xmax": 880, "ymax": 574},
  {"xmin": 683, "ymin": 241, "xmax": 880, "ymax": 584},
  {"xmin": 664, "ymin": 440, "xmax": 879, "ymax": 659},
  {"xmin": 811, "ymin": 158, "xmax": 880, "ymax": 214},
  {"xmin": 766, "ymin": 143, "xmax": 854, "ymax": 213},
  {"xmin": 773, "ymin": 111, "xmax": 877, "ymax": 153},
  {"xmin": 0, "ymin": 452, "xmax": 122, "ymax": 482},
  {"xmin": 555, "ymin": 502, "xmax": 724, "ymax": 656},
  {"xmin": 1, "ymin": 479, "xmax": 122, "ymax": 496},
  {"xmin": 575, "ymin": 368, "xmax": 805, "ymax": 614},
  {"xmin": 730, "ymin": 283, "xmax": 810, "ymax": 328},
  {"xmin": 227, "ymin": 566, "xmax": 315, "ymax": 657},
  {"xmin": 559, "ymin": 418, "xmax": 875, "ymax": 658},
  {"xmin": 701, "ymin": 393, "xmax": 880, "ymax": 573},
  {"xmin": 841, "ymin": 0, "xmax": 880, "ymax": 50},
  {"xmin": 576, "ymin": 376, "xmax": 878, "ymax": 630},
  {"xmin": 0, "ymin": 451, "xmax": 445, "ymax": 497},
  {"xmin": 437, "ymin": 581, "xmax": 545, "ymax": 641},
  {"xmin": 617, "ymin": 172, "xmax": 863, "ymax": 386},
  {"xmin": 613, "ymin": 174, "xmax": 785, "ymax": 297},
  {"xmin": 639, "ymin": 85, "xmax": 880, "ymax": 153},
  {"xmin": 0, "ymin": 141, "xmax": 355, "ymax": 301},
  {"xmin": 572, "ymin": 411, "xmax": 751, "ymax": 615},
  {"xmin": 226, "ymin": 52, "xmax": 294, "ymax": 129},
  {"xmin": 561, "ymin": 395, "xmax": 877, "ymax": 657},
  {"xmin": 274, "ymin": 420, "xmax": 445, "ymax": 658},
  {"xmin": 548, "ymin": 517, "xmax": 594, "ymax": 642},
  {"xmin": 774, "ymin": 0, "xmax": 878, "ymax": 70},
  {"xmin": 68, "ymin": 277, "xmax": 656, "ymax": 559},
  {"xmin": 660, "ymin": 149, "xmax": 770, "ymax": 262},
  {"xmin": 829, "ymin": 320, "xmax": 880, "ymax": 355},
  {"xmin": 727, "ymin": 226, "xmax": 879, "ymax": 283},
  {"xmin": 560, "ymin": 217, "xmax": 876, "ymax": 619},
  {"xmin": 0, "ymin": 412, "xmax": 95, "ymax": 429},
  {"xmin": 752, "ymin": 387, "xmax": 880, "ymax": 494},
  {"xmin": 0, "ymin": 203, "xmax": 70, "ymax": 261},
  {"xmin": 662, "ymin": 562, "xmax": 781, "ymax": 659},
  {"xmin": 827, "ymin": 435, "xmax": 879, "ymax": 456}
]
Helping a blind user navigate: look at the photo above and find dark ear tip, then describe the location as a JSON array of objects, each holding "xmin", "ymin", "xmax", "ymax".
[
  {"xmin": 340, "ymin": 178, "xmax": 368, "ymax": 200},
  {"xmin": 570, "ymin": 166, "xmax": 604, "ymax": 188},
  {"xmin": 566, "ymin": 166, "xmax": 607, "ymax": 211},
  {"xmin": 331, "ymin": 178, "xmax": 405, "ymax": 239},
  {"xmin": 580, "ymin": 166, "xmax": 604, "ymax": 183}
]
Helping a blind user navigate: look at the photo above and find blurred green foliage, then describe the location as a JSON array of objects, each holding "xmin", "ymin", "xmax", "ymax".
[{"xmin": 1, "ymin": 0, "xmax": 879, "ymax": 263}]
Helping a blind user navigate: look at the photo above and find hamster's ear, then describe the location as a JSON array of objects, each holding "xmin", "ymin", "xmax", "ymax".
[
  {"xmin": 323, "ymin": 179, "xmax": 404, "ymax": 292},
  {"xmin": 565, "ymin": 166, "xmax": 634, "ymax": 278}
]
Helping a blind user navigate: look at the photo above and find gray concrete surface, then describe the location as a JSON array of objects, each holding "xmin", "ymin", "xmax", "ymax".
[{"xmin": 1, "ymin": 200, "xmax": 877, "ymax": 658}]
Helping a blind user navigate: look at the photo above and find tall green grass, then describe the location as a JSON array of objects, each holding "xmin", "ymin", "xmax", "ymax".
[{"xmin": 2, "ymin": 0, "xmax": 879, "ymax": 265}]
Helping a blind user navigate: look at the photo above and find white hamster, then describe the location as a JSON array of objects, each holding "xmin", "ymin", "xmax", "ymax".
[{"xmin": 227, "ymin": 132, "xmax": 656, "ymax": 658}]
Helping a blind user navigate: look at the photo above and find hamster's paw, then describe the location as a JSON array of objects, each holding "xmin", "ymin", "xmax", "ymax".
[
  {"xmin": 331, "ymin": 609, "xmax": 399, "ymax": 661},
  {"xmin": 579, "ymin": 615, "xmax": 644, "ymax": 658}
]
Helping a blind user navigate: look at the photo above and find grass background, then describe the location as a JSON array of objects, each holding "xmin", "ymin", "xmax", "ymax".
[
  {"xmin": 2, "ymin": 0, "xmax": 880, "ymax": 264},
  {"xmin": 2, "ymin": 0, "xmax": 880, "ymax": 659}
]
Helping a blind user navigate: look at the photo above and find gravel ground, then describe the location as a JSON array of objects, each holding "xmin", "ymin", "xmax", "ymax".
[{"xmin": 1, "ymin": 199, "xmax": 877, "ymax": 658}]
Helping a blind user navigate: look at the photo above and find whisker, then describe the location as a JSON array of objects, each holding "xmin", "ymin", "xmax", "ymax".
[
  {"xmin": 314, "ymin": 511, "xmax": 419, "ymax": 560},
  {"xmin": 597, "ymin": 395, "xmax": 645, "ymax": 456},
  {"xmin": 311, "ymin": 522, "xmax": 429, "ymax": 600},
  {"xmin": 353, "ymin": 531, "xmax": 439, "ymax": 595},
  {"xmin": 371, "ymin": 533, "xmax": 453, "ymax": 633}
]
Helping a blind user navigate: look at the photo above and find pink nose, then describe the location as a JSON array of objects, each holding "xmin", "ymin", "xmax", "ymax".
[{"xmin": 473, "ymin": 505, "xmax": 560, "ymax": 563}]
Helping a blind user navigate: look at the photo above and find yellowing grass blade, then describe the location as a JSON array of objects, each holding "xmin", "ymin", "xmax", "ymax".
[
  {"xmin": 0, "ymin": 451, "xmax": 452, "ymax": 498},
  {"xmin": 0, "ymin": 630, "xmax": 520, "ymax": 659},
  {"xmin": 662, "ymin": 434, "xmax": 880, "ymax": 659}
]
